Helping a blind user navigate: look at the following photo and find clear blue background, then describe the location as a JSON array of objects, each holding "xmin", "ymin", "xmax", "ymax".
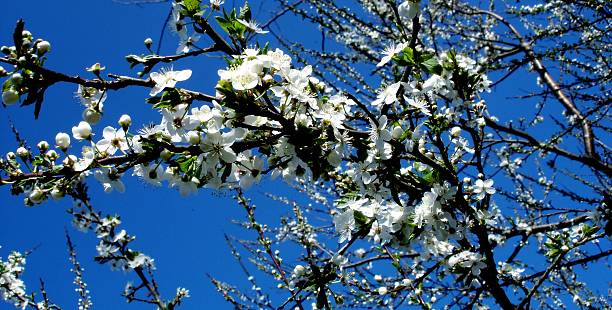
[{"xmin": 0, "ymin": 0, "xmax": 609, "ymax": 309}]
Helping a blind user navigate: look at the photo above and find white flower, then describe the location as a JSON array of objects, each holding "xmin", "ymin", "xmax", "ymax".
[
  {"xmin": 219, "ymin": 61, "xmax": 262, "ymax": 91},
  {"xmin": 170, "ymin": 177, "xmax": 199, "ymax": 197},
  {"xmin": 377, "ymin": 42, "xmax": 407, "ymax": 67},
  {"xmin": 73, "ymin": 146, "xmax": 95, "ymax": 172},
  {"xmin": 55, "ymin": 132, "xmax": 71, "ymax": 150},
  {"xmin": 404, "ymin": 96, "xmax": 431, "ymax": 116},
  {"xmin": 83, "ymin": 108, "xmax": 102, "ymax": 124},
  {"xmin": 127, "ymin": 253, "xmax": 153, "ymax": 269},
  {"xmin": 235, "ymin": 152, "xmax": 264, "ymax": 188},
  {"xmin": 333, "ymin": 209, "xmax": 355, "ymax": 243},
  {"xmin": 210, "ymin": 0, "xmax": 224, "ymax": 9},
  {"xmin": 200, "ymin": 131, "xmax": 240, "ymax": 164},
  {"xmin": 398, "ymin": 0, "xmax": 420, "ymax": 20},
  {"xmin": 473, "ymin": 179, "xmax": 495, "ymax": 200},
  {"xmin": 72, "ymin": 121, "xmax": 92, "ymax": 140},
  {"xmin": 448, "ymin": 251, "xmax": 486, "ymax": 276},
  {"xmin": 96, "ymin": 127, "xmax": 128, "ymax": 155},
  {"xmin": 372, "ymin": 82, "xmax": 401, "ymax": 106},
  {"xmin": 76, "ymin": 85, "xmax": 106, "ymax": 110},
  {"xmin": 160, "ymin": 104, "xmax": 198, "ymax": 143},
  {"xmin": 133, "ymin": 163, "xmax": 164, "ymax": 186},
  {"xmin": 94, "ymin": 168, "xmax": 125, "ymax": 193},
  {"xmin": 414, "ymin": 191, "xmax": 439, "ymax": 228},
  {"xmin": 176, "ymin": 32, "xmax": 201, "ymax": 54},
  {"xmin": 238, "ymin": 19, "xmax": 269, "ymax": 34},
  {"xmin": 2, "ymin": 89, "xmax": 19, "ymax": 105},
  {"xmin": 149, "ymin": 68, "xmax": 192, "ymax": 96}
]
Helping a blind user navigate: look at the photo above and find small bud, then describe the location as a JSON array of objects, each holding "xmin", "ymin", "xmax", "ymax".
[
  {"xmin": 160, "ymin": 149, "xmax": 173, "ymax": 161},
  {"xmin": 16, "ymin": 147, "xmax": 29, "ymax": 158},
  {"xmin": 62, "ymin": 155, "xmax": 77, "ymax": 168},
  {"xmin": 29, "ymin": 187, "xmax": 45, "ymax": 204},
  {"xmin": 83, "ymin": 108, "xmax": 102, "ymax": 124},
  {"xmin": 391, "ymin": 126, "xmax": 403, "ymax": 139},
  {"xmin": 0, "ymin": 46, "xmax": 10, "ymax": 54},
  {"xmin": 144, "ymin": 38, "xmax": 153, "ymax": 48},
  {"xmin": 398, "ymin": 1, "xmax": 420, "ymax": 20},
  {"xmin": 186, "ymin": 131, "xmax": 200, "ymax": 145},
  {"xmin": 118, "ymin": 114, "xmax": 132, "ymax": 130},
  {"xmin": 293, "ymin": 265, "xmax": 306, "ymax": 277},
  {"xmin": 86, "ymin": 63, "xmax": 105, "ymax": 75},
  {"xmin": 45, "ymin": 150, "xmax": 59, "ymax": 161},
  {"xmin": 37, "ymin": 141, "xmax": 49, "ymax": 152},
  {"xmin": 6, "ymin": 152, "xmax": 16, "ymax": 160},
  {"xmin": 55, "ymin": 132, "xmax": 71, "ymax": 150},
  {"xmin": 72, "ymin": 121, "xmax": 92, "ymax": 140},
  {"xmin": 0, "ymin": 66, "xmax": 6, "ymax": 77},
  {"xmin": 2, "ymin": 89, "xmax": 19, "ymax": 105},
  {"xmin": 50, "ymin": 187, "xmax": 64, "ymax": 200},
  {"xmin": 378, "ymin": 286, "xmax": 388, "ymax": 295},
  {"xmin": 450, "ymin": 126, "xmax": 461, "ymax": 137},
  {"xmin": 37, "ymin": 40, "xmax": 51, "ymax": 54},
  {"xmin": 374, "ymin": 274, "xmax": 383, "ymax": 282},
  {"xmin": 11, "ymin": 73, "xmax": 23, "ymax": 84}
]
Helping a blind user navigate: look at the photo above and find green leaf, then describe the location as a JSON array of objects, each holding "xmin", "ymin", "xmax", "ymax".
[
  {"xmin": 421, "ymin": 57, "xmax": 442, "ymax": 75},
  {"xmin": 238, "ymin": 1, "xmax": 251, "ymax": 21},
  {"xmin": 182, "ymin": 0, "xmax": 201, "ymax": 14},
  {"xmin": 2, "ymin": 79, "xmax": 13, "ymax": 92}
]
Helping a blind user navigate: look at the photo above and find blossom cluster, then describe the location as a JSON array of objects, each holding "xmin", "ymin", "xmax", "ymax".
[{"xmin": 0, "ymin": 249, "xmax": 27, "ymax": 309}]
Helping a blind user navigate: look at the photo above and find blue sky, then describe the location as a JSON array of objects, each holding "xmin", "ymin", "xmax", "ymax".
[{"xmin": 0, "ymin": 0, "xmax": 609, "ymax": 309}]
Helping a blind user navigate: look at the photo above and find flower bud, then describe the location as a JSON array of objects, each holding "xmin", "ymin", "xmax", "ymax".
[
  {"xmin": 37, "ymin": 40, "xmax": 51, "ymax": 54},
  {"xmin": 2, "ymin": 89, "xmax": 19, "ymax": 105},
  {"xmin": 83, "ymin": 108, "xmax": 102, "ymax": 124},
  {"xmin": 160, "ymin": 149, "xmax": 173, "ymax": 161},
  {"xmin": 391, "ymin": 126, "xmax": 403, "ymax": 139},
  {"xmin": 144, "ymin": 38, "xmax": 153, "ymax": 48},
  {"xmin": 186, "ymin": 131, "xmax": 201, "ymax": 145},
  {"xmin": 118, "ymin": 114, "xmax": 132, "ymax": 130},
  {"xmin": 37, "ymin": 140, "xmax": 49, "ymax": 152},
  {"xmin": 398, "ymin": 1, "xmax": 420, "ymax": 20},
  {"xmin": 72, "ymin": 121, "xmax": 92, "ymax": 140},
  {"xmin": 450, "ymin": 126, "xmax": 461, "ymax": 137},
  {"xmin": 0, "ymin": 66, "xmax": 6, "ymax": 77},
  {"xmin": 378, "ymin": 287, "xmax": 388, "ymax": 295},
  {"xmin": 16, "ymin": 147, "xmax": 29, "ymax": 158},
  {"xmin": 29, "ymin": 187, "xmax": 45, "ymax": 204},
  {"xmin": 11, "ymin": 73, "xmax": 23, "ymax": 84},
  {"xmin": 55, "ymin": 132, "xmax": 71, "ymax": 150},
  {"xmin": 293, "ymin": 265, "xmax": 306, "ymax": 277},
  {"xmin": 62, "ymin": 154, "xmax": 77, "ymax": 168},
  {"xmin": 0, "ymin": 46, "xmax": 10, "ymax": 54},
  {"xmin": 45, "ymin": 150, "xmax": 59, "ymax": 161},
  {"xmin": 6, "ymin": 152, "xmax": 16, "ymax": 160},
  {"xmin": 50, "ymin": 187, "xmax": 64, "ymax": 200},
  {"xmin": 86, "ymin": 63, "xmax": 105, "ymax": 75}
]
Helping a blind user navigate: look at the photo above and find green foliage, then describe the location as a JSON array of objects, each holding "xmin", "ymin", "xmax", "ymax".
[{"xmin": 146, "ymin": 89, "xmax": 182, "ymax": 109}]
